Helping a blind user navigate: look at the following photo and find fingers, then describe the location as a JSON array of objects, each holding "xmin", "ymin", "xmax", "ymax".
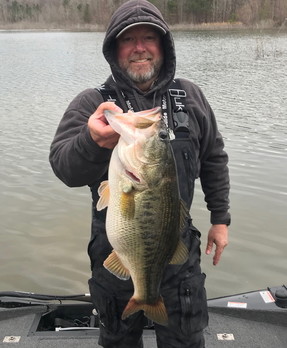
[
  {"xmin": 206, "ymin": 224, "xmax": 228, "ymax": 266},
  {"xmin": 213, "ymin": 245, "xmax": 225, "ymax": 266},
  {"xmin": 205, "ymin": 240, "xmax": 213, "ymax": 256},
  {"xmin": 206, "ymin": 239, "xmax": 225, "ymax": 266},
  {"xmin": 95, "ymin": 102, "xmax": 123, "ymax": 121},
  {"xmin": 88, "ymin": 102, "xmax": 123, "ymax": 149}
]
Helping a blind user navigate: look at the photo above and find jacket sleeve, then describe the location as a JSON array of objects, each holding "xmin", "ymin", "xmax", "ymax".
[
  {"xmin": 49, "ymin": 88, "xmax": 112, "ymax": 187},
  {"xmin": 183, "ymin": 80, "xmax": 230, "ymax": 225},
  {"xmin": 200, "ymin": 125, "xmax": 231, "ymax": 225},
  {"xmin": 198, "ymin": 94, "xmax": 230, "ymax": 225}
]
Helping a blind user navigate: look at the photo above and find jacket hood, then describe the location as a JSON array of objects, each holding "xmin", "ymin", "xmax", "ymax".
[{"xmin": 102, "ymin": 0, "xmax": 176, "ymax": 95}]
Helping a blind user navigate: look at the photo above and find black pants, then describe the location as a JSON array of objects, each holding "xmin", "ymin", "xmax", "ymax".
[{"xmin": 88, "ymin": 219, "xmax": 208, "ymax": 348}]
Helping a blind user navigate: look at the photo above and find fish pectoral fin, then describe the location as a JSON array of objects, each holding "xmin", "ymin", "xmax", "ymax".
[
  {"xmin": 134, "ymin": 116, "xmax": 155, "ymax": 129},
  {"xmin": 169, "ymin": 240, "xmax": 189, "ymax": 265},
  {"xmin": 122, "ymin": 296, "xmax": 168, "ymax": 326},
  {"xmin": 120, "ymin": 191, "xmax": 135, "ymax": 218},
  {"xmin": 103, "ymin": 250, "xmax": 130, "ymax": 280},
  {"xmin": 96, "ymin": 180, "xmax": 110, "ymax": 211}
]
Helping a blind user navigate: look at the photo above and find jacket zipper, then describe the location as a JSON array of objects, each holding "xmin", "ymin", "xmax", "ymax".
[
  {"xmin": 185, "ymin": 288, "xmax": 192, "ymax": 308},
  {"xmin": 182, "ymin": 287, "xmax": 192, "ymax": 333}
]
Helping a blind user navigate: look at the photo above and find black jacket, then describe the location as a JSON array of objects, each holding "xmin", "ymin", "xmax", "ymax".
[{"xmin": 49, "ymin": 0, "xmax": 230, "ymax": 225}]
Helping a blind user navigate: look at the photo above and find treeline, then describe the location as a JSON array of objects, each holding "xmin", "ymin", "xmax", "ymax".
[
  {"xmin": 0, "ymin": 0, "xmax": 119, "ymax": 27},
  {"xmin": 157, "ymin": 0, "xmax": 287, "ymax": 25},
  {"xmin": 0, "ymin": 0, "xmax": 286, "ymax": 29}
]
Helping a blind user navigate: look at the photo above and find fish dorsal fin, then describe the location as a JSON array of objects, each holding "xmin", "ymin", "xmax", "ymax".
[
  {"xmin": 180, "ymin": 199, "xmax": 189, "ymax": 233},
  {"xmin": 96, "ymin": 180, "xmax": 110, "ymax": 211},
  {"xmin": 169, "ymin": 200, "xmax": 189, "ymax": 265},
  {"xmin": 169, "ymin": 239, "xmax": 189, "ymax": 265},
  {"xmin": 103, "ymin": 250, "xmax": 130, "ymax": 280}
]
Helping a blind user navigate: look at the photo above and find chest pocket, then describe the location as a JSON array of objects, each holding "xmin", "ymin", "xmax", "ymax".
[{"xmin": 171, "ymin": 137, "xmax": 198, "ymax": 209}]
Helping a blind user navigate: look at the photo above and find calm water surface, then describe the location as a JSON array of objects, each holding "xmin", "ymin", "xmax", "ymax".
[{"xmin": 0, "ymin": 30, "xmax": 286, "ymax": 298}]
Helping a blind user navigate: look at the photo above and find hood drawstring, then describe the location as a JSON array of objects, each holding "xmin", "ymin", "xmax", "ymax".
[{"xmin": 112, "ymin": 84, "xmax": 130, "ymax": 113}]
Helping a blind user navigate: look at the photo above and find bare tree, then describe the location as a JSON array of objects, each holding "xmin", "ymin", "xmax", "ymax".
[{"xmin": 0, "ymin": 0, "xmax": 286, "ymax": 28}]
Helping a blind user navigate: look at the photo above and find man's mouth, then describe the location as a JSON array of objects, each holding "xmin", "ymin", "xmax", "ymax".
[{"xmin": 130, "ymin": 58, "xmax": 151, "ymax": 63}]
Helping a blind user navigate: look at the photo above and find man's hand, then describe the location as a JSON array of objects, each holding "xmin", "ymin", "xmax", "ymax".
[
  {"xmin": 88, "ymin": 102, "xmax": 123, "ymax": 149},
  {"xmin": 205, "ymin": 224, "xmax": 228, "ymax": 266}
]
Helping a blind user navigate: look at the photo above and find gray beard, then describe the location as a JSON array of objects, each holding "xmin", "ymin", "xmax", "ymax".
[
  {"xmin": 121, "ymin": 59, "xmax": 163, "ymax": 85},
  {"xmin": 126, "ymin": 65, "xmax": 158, "ymax": 84}
]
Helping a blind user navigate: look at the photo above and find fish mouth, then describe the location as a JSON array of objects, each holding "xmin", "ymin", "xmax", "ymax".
[{"xmin": 125, "ymin": 170, "xmax": 141, "ymax": 183}]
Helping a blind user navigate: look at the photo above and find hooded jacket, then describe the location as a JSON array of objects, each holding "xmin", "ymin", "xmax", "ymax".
[
  {"xmin": 102, "ymin": 0, "xmax": 175, "ymax": 99},
  {"xmin": 49, "ymin": 0, "xmax": 230, "ymax": 225}
]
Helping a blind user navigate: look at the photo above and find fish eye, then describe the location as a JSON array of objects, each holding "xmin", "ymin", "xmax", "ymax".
[{"xmin": 159, "ymin": 130, "xmax": 168, "ymax": 140}]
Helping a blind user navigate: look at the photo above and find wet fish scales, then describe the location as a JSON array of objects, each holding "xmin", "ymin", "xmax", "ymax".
[{"xmin": 97, "ymin": 107, "xmax": 189, "ymax": 325}]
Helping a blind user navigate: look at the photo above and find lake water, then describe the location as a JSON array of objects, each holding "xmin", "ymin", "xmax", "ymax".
[{"xmin": 0, "ymin": 30, "xmax": 286, "ymax": 299}]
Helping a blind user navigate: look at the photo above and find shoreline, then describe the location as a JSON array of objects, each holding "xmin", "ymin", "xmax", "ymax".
[{"xmin": 0, "ymin": 20, "xmax": 286, "ymax": 32}]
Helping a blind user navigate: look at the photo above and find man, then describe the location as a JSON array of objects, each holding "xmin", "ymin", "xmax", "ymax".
[{"xmin": 49, "ymin": 0, "xmax": 230, "ymax": 347}]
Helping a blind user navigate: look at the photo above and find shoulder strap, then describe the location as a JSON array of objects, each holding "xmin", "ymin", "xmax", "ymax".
[
  {"xmin": 169, "ymin": 79, "xmax": 189, "ymax": 135},
  {"xmin": 96, "ymin": 84, "xmax": 117, "ymax": 103},
  {"xmin": 96, "ymin": 80, "xmax": 189, "ymax": 134},
  {"xmin": 96, "ymin": 84, "xmax": 131, "ymax": 111},
  {"xmin": 97, "ymin": 80, "xmax": 187, "ymax": 110},
  {"xmin": 169, "ymin": 79, "xmax": 187, "ymax": 113}
]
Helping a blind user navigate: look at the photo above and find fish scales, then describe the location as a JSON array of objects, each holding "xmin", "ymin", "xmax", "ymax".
[
  {"xmin": 97, "ymin": 107, "xmax": 189, "ymax": 325},
  {"xmin": 133, "ymin": 188, "xmax": 179, "ymax": 300}
]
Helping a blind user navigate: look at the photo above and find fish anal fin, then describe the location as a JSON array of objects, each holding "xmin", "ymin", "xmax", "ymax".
[
  {"xmin": 169, "ymin": 240, "xmax": 189, "ymax": 265},
  {"xmin": 96, "ymin": 180, "xmax": 110, "ymax": 211},
  {"xmin": 122, "ymin": 296, "xmax": 168, "ymax": 326},
  {"xmin": 103, "ymin": 250, "xmax": 130, "ymax": 280}
]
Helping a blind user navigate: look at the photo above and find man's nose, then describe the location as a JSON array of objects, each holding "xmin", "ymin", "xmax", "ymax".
[{"xmin": 134, "ymin": 39, "xmax": 146, "ymax": 52}]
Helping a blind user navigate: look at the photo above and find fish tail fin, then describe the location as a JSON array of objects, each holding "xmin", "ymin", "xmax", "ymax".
[{"xmin": 122, "ymin": 296, "xmax": 168, "ymax": 326}]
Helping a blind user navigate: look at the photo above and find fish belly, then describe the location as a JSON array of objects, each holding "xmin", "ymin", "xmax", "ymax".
[{"xmin": 107, "ymin": 173, "xmax": 180, "ymax": 298}]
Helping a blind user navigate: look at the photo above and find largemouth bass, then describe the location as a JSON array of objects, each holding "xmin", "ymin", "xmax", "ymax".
[{"xmin": 97, "ymin": 107, "xmax": 189, "ymax": 326}]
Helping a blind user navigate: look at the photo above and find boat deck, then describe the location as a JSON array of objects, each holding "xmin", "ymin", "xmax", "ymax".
[{"xmin": 1, "ymin": 285, "xmax": 286, "ymax": 347}]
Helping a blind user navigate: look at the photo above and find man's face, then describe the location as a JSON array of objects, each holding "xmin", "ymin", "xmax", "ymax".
[{"xmin": 117, "ymin": 25, "xmax": 163, "ymax": 89}]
